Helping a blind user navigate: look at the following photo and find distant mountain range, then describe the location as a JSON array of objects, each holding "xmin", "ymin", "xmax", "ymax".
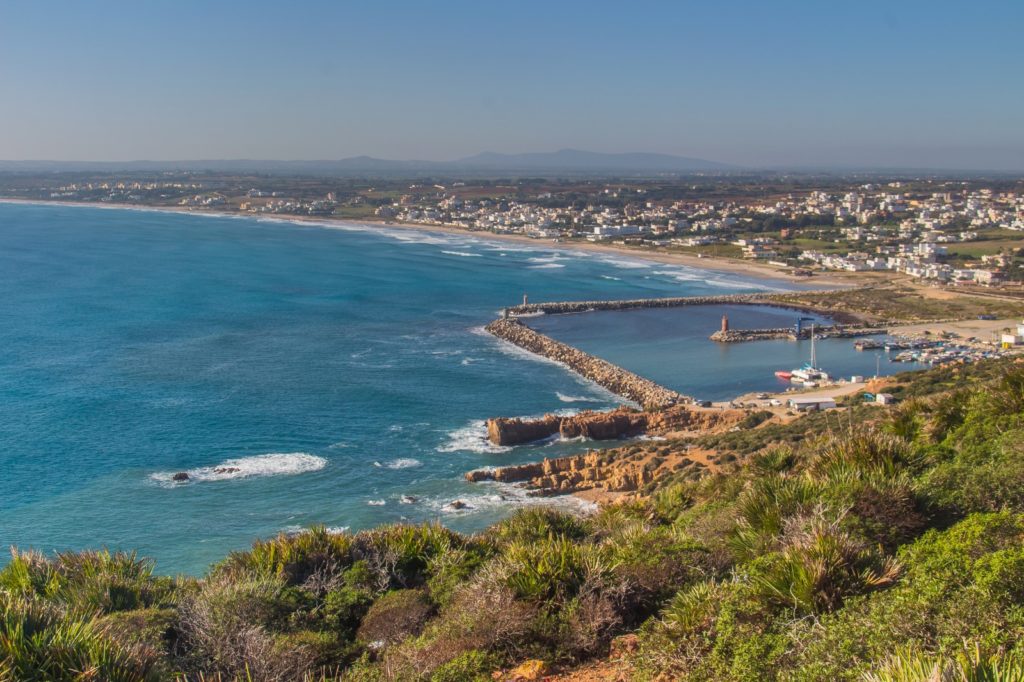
[{"xmin": 0, "ymin": 149, "xmax": 735, "ymax": 176}]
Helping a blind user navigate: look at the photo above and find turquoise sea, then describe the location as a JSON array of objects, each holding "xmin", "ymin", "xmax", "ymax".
[{"xmin": 0, "ymin": 203, "xmax": 910, "ymax": 574}]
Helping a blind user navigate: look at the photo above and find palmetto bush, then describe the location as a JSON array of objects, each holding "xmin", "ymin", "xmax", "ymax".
[
  {"xmin": 751, "ymin": 509, "xmax": 901, "ymax": 615},
  {"xmin": 485, "ymin": 508, "xmax": 590, "ymax": 547},
  {"xmin": 498, "ymin": 537, "xmax": 600, "ymax": 604},
  {"xmin": 216, "ymin": 526, "xmax": 355, "ymax": 588},
  {"xmin": 0, "ymin": 547, "xmax": 175, "ymax": 617},
  {"xmin": 863, "ymin": 644, "xmax": 1024, "ymax": 682},
  {"xmin": 809, "ymin": 428, "xmax": 918, "ymax": 479},
  {"xmin": 0, "ymin": 593, "xmax": 161, "ymax": 682},
  {"xmin": 730, "ymin": 474, "xmax": 825, "ymax": 559}
]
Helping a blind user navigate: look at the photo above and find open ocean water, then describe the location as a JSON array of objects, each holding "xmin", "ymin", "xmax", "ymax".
[{"xmin": 0, "ymin": 202, "xmax": 910, "ymax": 574}]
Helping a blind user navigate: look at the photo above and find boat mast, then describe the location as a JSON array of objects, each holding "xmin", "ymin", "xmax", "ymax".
[{"xmin": 810, "ymin": 323, "xmax": 817, "ymax": 368}]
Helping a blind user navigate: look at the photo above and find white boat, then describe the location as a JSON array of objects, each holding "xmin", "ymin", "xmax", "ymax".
[{"xmin": 785, "ymin": 324, "xmax": 829, "ymax": 383}]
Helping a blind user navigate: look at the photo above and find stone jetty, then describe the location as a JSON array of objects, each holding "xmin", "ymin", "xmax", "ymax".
[
  {"xmin": 484, "ymin": 319, "xmax": 688, "ymax": 409},
  {"xmin": 710, "ymin": 325, "xmax": 887, "ymax": 343}
]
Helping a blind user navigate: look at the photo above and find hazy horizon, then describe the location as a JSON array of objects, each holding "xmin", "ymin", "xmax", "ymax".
[{"xmin": 2, "ymin": 1, "xmax": 1023, "ymax": 171}]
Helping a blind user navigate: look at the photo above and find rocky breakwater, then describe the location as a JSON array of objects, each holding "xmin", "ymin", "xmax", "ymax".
[
  {"xmin": 506, "ymin": 290, "xmax": 841, "ymax": 317},
  {"xmin": 485, "ymin": 319, "xmax": 688, "ymax": 410}
]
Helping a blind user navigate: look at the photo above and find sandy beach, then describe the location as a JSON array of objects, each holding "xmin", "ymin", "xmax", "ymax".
[{"xmin": 0, "ymin": 198, "xmax": 853, "ymax": 288}]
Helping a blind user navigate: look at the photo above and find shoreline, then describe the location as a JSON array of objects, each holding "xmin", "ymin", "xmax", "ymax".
[{"xmin": 0, "ymin": 197, "xmax": 848, "ymax": 288}]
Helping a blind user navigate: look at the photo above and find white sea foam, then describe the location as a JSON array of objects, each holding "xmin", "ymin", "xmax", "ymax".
[
  {"xmin": 428, "ymin": 481, "xmax": 597, "ymax": 516},
  {"xmin": 441, "ymin": 250, "xmax": 482, "ymax": 257},
  {"xmin": 460, "ymin": 357, "xmax": 481, "ymax": 365},
  {"xmin": 437, "ymin": 420, "xmax": 511, "ymax": 453},
  {"xmin": 151, "ymin": 452, "xmax": 326, "ymax": 485},
  {"xmin": 600, "ymin": 275, "xmax": 622, "ymax": 281},
  {"xmin": 598, "ymin": 256, "xmax": 651, "ymax": 269},
  {"xmin": 528, "ymin": 263, "xmax": 566, "ymax": 269},
  {"xmin": 382, "ymin": 458, "xmax": 422, "ymax": 469},
  {"xmin": 367, "ymin": 499, "xmax": 386, "ymax": 506},
  {"xmin": 556, "ymin": 392, "xmax": 600, "ymax": 403},
  {"xmin": 282, "ymin": 524, "xmax": 350, "ymax": 536}
]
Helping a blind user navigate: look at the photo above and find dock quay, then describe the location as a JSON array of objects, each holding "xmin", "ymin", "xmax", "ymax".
[{"xmin": 711, "ymin": 325, "xmax": 886, "ymax": 343}]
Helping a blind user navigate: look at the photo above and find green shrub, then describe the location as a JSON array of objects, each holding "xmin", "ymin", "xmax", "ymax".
[
  {"xmin": 356, "ymin": 589, "xmax": 435, "ymax": 646},
  {"xmin": 429, "ymin": 649, "xmax": 499, "ymax": 682}
]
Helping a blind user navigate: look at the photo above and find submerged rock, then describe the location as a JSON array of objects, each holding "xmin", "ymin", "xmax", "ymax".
[
  {"xmin": 213, "ymin": 466, "xmax": 241, "ymax": 474},
  {"xmin": 171, "ymin": 472, "xmax": 190, "ymax": 482}
]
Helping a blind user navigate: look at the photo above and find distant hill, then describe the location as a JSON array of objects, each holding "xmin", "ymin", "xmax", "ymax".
[
  {"xmin": 453, "ymin": 148, "xmax": 733, "ymax": 172},
  {"xmin": 0, "ymin": 150, "xmax": 734, "ymax": 176}
]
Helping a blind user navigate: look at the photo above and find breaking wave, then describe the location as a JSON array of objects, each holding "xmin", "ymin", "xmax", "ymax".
[
  {"xmin": 556, "ymin": 392, "xmax": 600, "ymax": 403},
  {"xmin": 441, "ymin": 250, "xmax": 482, "ymax": 257},
  {"xmin": 437, "ymin": 420, "xmax": 511, "ymax": 454},
  {"xmin": 151, "ymin": 452, "xmax": 327, "ymax": 485}
]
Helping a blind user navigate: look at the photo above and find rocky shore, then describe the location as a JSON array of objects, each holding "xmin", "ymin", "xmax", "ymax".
[
  {"xmin": 469, "ymin": 406, "xmax": 746, "ymax": 497},
  {"xmin": 465, "ymin": 441, "xmax": 719, "ymax": 496},
  {"xmin": 484, "ymin": 319, "xmax": 688, "ymax": 409},
  {"xmin": 486, "ymin": 405, "xmax": 736, "ymax": 446}
]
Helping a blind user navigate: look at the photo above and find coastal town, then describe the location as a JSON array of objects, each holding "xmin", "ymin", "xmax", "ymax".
[{"xmin": 4, "ymin": 172, "xmax": 1022, "ymax": 289}]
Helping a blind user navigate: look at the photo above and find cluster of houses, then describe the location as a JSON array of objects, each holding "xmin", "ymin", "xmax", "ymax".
[{"xmin": 381, "ymin": 184, "xmax": 1021, "ymax": 284}]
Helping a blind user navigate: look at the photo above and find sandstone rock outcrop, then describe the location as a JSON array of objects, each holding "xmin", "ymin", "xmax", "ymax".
[
  {"xmin": 487, "ymin": 405, "xmax": 740, "ymax": 446},
  {"xmin": 466, "ymin": 446, "xmax": 702, "ymax": 495},
  {"xmin": 487, "ymin": 407, "xmax": 650, "ymax": 446}
]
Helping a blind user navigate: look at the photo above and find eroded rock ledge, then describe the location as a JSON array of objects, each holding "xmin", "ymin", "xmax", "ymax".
[
  {"xmin": 466, "ymin": 443, "xmax": 711, "ymax": 496},
  {"xmin": 486, "ymin": 405, "xmax": 735, "ymax": 446},
  {"xmin": 485, "ymin": 319, "xmax": 687, "ymax": 410},
  {"xmin": 469, "ymin": 407, "xmax": 747, "ymax": 497}
]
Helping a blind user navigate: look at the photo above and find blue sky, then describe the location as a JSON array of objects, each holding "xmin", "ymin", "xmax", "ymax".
[{"xmin": 1, "ymin": 0, "xmax": 1022, "ymax": 169}]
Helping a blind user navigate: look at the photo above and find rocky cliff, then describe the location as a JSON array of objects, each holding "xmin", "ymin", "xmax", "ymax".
[
  {"xmin": 487, "ymin": 407, "xmax": 649, "ymax": 446},
  {"xmin": 469, "ymin": 407, "xmax": 748, "ymax": 497},
  {"xmin": 486, "ymin": 405, "xmax": 738, "ymax": 446}
]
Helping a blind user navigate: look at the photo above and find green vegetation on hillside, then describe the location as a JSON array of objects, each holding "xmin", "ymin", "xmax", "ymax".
[{"xmin": 3, "ymin": 360, "xmax": 1024, "ymax": 681}]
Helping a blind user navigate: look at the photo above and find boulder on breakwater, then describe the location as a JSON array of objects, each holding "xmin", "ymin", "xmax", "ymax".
[{"xmin": 484, "ymin": 319, "xmax": 687, "ymax": 410}]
